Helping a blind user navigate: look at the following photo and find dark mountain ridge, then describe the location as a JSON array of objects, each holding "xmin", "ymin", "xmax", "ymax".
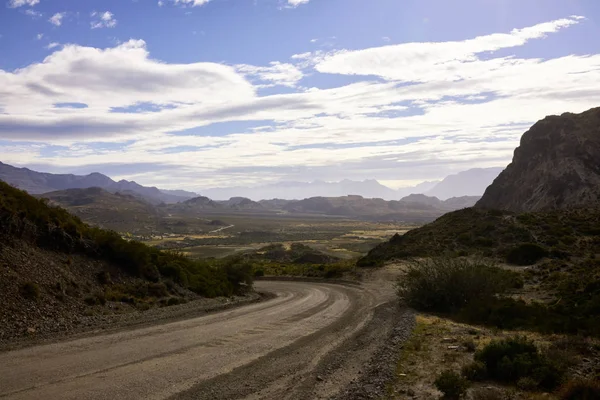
[
  {"xmin": 0, "ymin": 162, "xmax": 192, "ymax": 204},
  {"xmin": 477, "ymin": 107, "xmax": 600, "ymax": 211}
]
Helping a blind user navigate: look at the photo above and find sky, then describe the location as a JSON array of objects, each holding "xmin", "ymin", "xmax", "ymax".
[{"xmin": 0, "ymin": 0, "xmax": 599, "ymax": 191}]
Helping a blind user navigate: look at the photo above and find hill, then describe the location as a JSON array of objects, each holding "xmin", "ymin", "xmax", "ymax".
[
  {"xmin": 0, "ymin": 181, "xmax": 252, "ymax": 341},
  {"xmin": 358, "ymin": 207, "xmax": 600, "ymax": 266},
  {"xmin": 477, "ymin": 107, "xmax": 600, "ymax": 211},
  {"xmin": 0, "ymin": 162, "xmax": 191, "ymax": 204},
  {"xmin": 425, "ymin": 167, "xmax": 503, "ymax": 200},
  {"xmin": 41, "ymin": 187, "xmax": 162, "ymax": 234}
]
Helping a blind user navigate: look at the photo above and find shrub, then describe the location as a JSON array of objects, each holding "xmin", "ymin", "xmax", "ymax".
[
  {"xmin": 461, "ymin": 361, "xmax": 487, "ymax": 381},
  {"xmin": 517, "ymin": 377, "xmax": 538, "ymax": 391},
  {"xmin": 84, "ymin": 291, "xmax": 106, "ymax": 306},
  {"xmin": 506, "ymin": 243, "xmax": 548, "ymax": 266},
  {"xmin": 147, "ymin": 282, "xmax": 168, "ymax": 298},
  {"xmin": 558, "ymin": 379, "xmax": 600, "ymax": 400},
  {"xmin": 20, "ymin": 282, "xmax": 40, "ymax": 300},
  {"xmin": 96, "ymin": 271, "xmax": 112, "ymax": 285},
  {"xmin": 396, "ymin": 258, "xmax": 520, "ymax": 312},
  {"xmin": 434, "ymin": 370, "xmax": 470, "ymax": 399},
  {"xmin": 474, "ymin": 336, "xmax": 565, "ymax": 390}
]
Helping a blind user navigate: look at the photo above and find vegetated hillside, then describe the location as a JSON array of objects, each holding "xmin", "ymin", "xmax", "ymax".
[
  {"xmin": 41, "ymin": 187, "xmax": 162, "ymax": 234},
  {"xmin": 0, "ymin": 161, "xmax": 191, "ymax": 204},
  {"xmin": 426, "ymin": 167, "xmax": 504, "ymax": 200},
  {"xmin": 477, "ymin": 107, "xmax": 600, "ymax": 211},
  {"xmin": 0, "ymin": 181, "xmax": 252, "ymax": 340},
  {"xmin": 359, "ymin": 207, "xmax": 600, "ymax": 266}
]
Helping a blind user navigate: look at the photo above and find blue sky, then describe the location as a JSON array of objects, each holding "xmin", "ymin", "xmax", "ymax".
[{"xmin": 0, "ymin": 0, "xmax": 599, "ymax": 190}]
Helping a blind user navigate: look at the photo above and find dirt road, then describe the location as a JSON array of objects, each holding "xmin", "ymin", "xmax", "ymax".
[{"xmin": 0, "ymin": 280, "xmax": 412, "ymax": 400}]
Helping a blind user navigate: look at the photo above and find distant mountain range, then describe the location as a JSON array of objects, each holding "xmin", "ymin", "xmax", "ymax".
[
  {"xmin": 0, "ymin": 162, "xmax": 193, "ymax": 204},
  {"xmin": 198, "ymin": 170, "xmax": 502, "ymax": 201},
  {"xmin": 199, "ymin": 179, "xmax": 400, "ymax": 200},
  {"xmin": 0, "ymin": 161, "xmax": 503, "ymax": 203},
  {"xmin": 424, "ymin": 167, "xmax": 504, "ymax": 200}
]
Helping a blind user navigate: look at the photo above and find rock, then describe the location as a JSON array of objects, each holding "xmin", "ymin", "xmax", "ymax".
[
  {"xmin": 447, "ymin": 345, "xmax": 459, "ymax": 350},
  {"xmin": 441, "ymin": 337, "xmax": 456, "ymax": 343},
  {"xmin": 477, "ymin": 107, "xmax": 600, "ymax": 211},
  {"xmin": 316, "ymin": 375, "xmax": 324, "ymax": 382}
]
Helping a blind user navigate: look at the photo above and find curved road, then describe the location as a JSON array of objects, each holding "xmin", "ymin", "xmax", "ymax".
[{"xmin": 0, "ymin": 280, "xmax": 400, "ymax": 400}]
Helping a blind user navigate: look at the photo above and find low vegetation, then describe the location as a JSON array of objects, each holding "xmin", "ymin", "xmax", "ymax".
[
  {"xmin": 396, "ymin": 258, "xmax": 599, "ymax": 336},
  {"xmin": 434, "ymin": 370, "xmax": 470, "ymax": 399},
  {"xmin": 470, "ymin": 336, "xmax": 566, "ymax": 390},
  {"xmin": 396, "ymin": 258, "xmax": 522, "ymax": 312},
  {"xmin": 359, "ymin": 207, "xmax": 600, "ymax": 267},
  {"xmin": 227, "ymin": 243, "xmax": 357, "ymax": 279},
  {"xmin": 0, "ymin": 181, "xmax": 253, "ymax": 299}
]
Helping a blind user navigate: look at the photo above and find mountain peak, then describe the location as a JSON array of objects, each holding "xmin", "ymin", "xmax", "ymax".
[{"xmin": 476, "ymin": 107, "xmax": 600, "ymax": 212}]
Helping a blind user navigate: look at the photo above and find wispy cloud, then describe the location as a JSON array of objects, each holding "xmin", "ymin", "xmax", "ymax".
[
  {"xmin": 48, "ymin": 12, "xmax": 66, "ymax": 26},
  {"xmin": 236, "ymin": 62, "xmax": 304, "ymax": 88},
  {"xmin": 287, "ymin": 0, "xmax": 310, "ymax": 7},
  {"xmin": 46, "ymin": 42, "xmax": 60, "ymax": 49},
  {"xmin": 24, "ymin": 9, "xmax": 42, "ymax": 18},
  {"xmin": 36, "ymin": 33, "xmax": 44, "ymax": 40},
  {"xmin": 167, "ymin": 0, "xmax": 211, "ymax": 7},
  {"xmin": 8, "ymin": 0, "xmax": 39, "ymax": 8},
  {"xmin": 91, "ymin": 11, "xmax": 117, "ymax": 29}
]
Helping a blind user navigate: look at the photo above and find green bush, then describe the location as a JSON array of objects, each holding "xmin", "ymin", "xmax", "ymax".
[
  {"xmin": 461, "ymin": 361, "xmax": 487, "ymax": 381},
  {"xmin": 20, "ymin": 282, "xmax": 40, "ymax": 300},
  {"xmin": 474, "ymin": 336, "xmax": 565, "ymax": 390},
  {"xmin": 434, "ymin": 370, "xmax": 470, "ymax": 399},
  {"xmin": 558, "ymin": 379, "xmax": 600, "ymax": 400},
  {"xmin": 506, "ymin": 243, "xmax": 548, "ymax": 266},
  {"xmin": 396, "ymin": 258, "xmax": 520, "ymax": 312}
]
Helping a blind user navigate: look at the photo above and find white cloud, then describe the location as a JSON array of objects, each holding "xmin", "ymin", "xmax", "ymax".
[
  {"xmin": 24, "ymin": 9, "xmax": 42, "ymax": 18},
  {"xmin": 236, "ymin": 62, "xmax": 303, "ymax": 88},
  {"xmin": 158, "ymin": 0, "xmax": 164, "ymax": 5},
  {"xmin": 46, "ymin": 42, "xmax": 60, "ymax": 49},
  {"xmin": 91, "ymin": 11, "xmax": 117, "ymax": 29},
  {"xmin": 48, "ymin": 12, "xmax": 65, "ymax": 26},
  {"xmin": 382, "ymin": 36, "xmax": 390, "ymax": 42},
  {"xmin": 8, "ymin": 0, "xmax": 39, "ymax": 8},
  {"xmin": 1, "ymin": 16, "xmax": 599, "ymax": 188},
  {"xmin": 313, "ymin": 16, "xmax": 584, "ymax": 82},
  {"xmin": 169, "ymin": 0, "xmax": 211, "ymax": 7},
  {"xmin": 287, "ymin": 0, "xmax": 309, "ymax": 7},
  {"xmin": 36, "ymin": 33, "xmax": 44, "ymax": 40}
]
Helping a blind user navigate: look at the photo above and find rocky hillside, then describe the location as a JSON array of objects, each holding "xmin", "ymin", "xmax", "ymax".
[
  {"xmin": 477, "ymin": 107, "xmax": 600, "ymax": 211},
  {"xmin": 0, "ymin": 181, "xmax": 251, "ymax": 342}
]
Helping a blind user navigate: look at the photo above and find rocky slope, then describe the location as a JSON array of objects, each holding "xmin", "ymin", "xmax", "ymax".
[
  {"xmin": 0, "ymin": 181, "xmax": 251, "ymax": 342},
  {"xmin": 477, "ymin": 107, "xmax": 600, "ymax": 211}
]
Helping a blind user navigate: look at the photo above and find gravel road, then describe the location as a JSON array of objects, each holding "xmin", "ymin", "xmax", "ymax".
[{"xmin": 0, "ymin": 279, "xmax": 414, "ymax": 400}]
